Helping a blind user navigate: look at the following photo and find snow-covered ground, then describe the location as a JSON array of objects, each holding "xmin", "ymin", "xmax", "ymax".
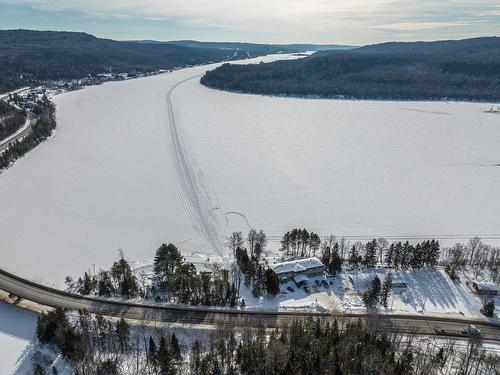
[
  {"xmin": 241, "ymin": 265, "xmax": 499, "ymax": 319},
  {"xmin": 340, "ymin": 267, "xmax": 499, "ymax": 318},
  {"xmin": 0, "ymin": 301, "xmax": 38, "ymax": 374},
  {"xmin": 130, "ymin": 255, "xmax": 498, "ymax": 320},
  {"xmin": 0, "ymin": 53, "xmax": 500, "ymax": 287}
]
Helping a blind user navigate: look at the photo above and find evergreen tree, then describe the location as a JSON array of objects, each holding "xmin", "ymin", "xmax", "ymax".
[
  {"xmin": 254, "ymin": 242, "xmax": 263, "ymax": 260},
  {"xmin": 79, "ymin": 272, "xmax": 94, "ymax": 295},
  {"xmin": 309, "ymin": 232, "xmax": 321, "ymax": 257},
  {"xmin": 115, "ymin": 318, "xmax": 130, "ymax": 352},
  {"xmin": 481, "ymin": 299, "xmax": 495, "ymax": 317},
  {"xmin": 171, "ymin": 333, "xmax": 181, "ymax": 360},
  {"xmin": 153, "ymin": 243, "xmax": 183, "ymax": 282},
  {"xmin": 321, "ymin": 245, "xmax": 331, "ymax": 266},
  {"xmin": 148, "ymin": 336, "xmax": 158, "ymax": 368},
  {"xmin": 385, "ymin": 243, "xmax": 395, "ymax": 268},
  {"xmin": 401, "ymin": 241, "xmax": 413, "ymax": 269},
  {"xmin": 281, "ymin": 231, "xmax": 291, "ymax": 256},
  {"xmin": 251, "ymin": 265, "xmax": 263, "ymax": 297},
  {"xmin": 429, "ymin": 239, "xmax": 440, "ymax": 266},
  {"xmin": 264, "ymin": 268, "xmax": 280, "ymax": 296},
  {"xmin": 36, "ymin": 308, "xmax": 83, "ymax": 361},
  {"xmin": 110, "ymin": 256, "xmax": 139, "ymax": 298},
  {"xmin": 97, "ymin": 270, "xmax": 114, "ymax": 297},
  {"xmin": 229, "ymin": 283, "xmax": 237, "ymax": 307},
  {"xmin": 363, "ymin": 239, "xmax": 378, "ymax": 268},
  {"xmin": 411, "ymin": 243, "xmax": 423, "ymax": 268},
  {"xmin": 393, "ymin": 242, "xmax": 403, "ymax": 269},
  {"xmin": 329, "ymin": 250, "xmax": 342, "ymax": 275},
  {"xmin": 348, "ymin": 245, "xmax": 361, "ymax": 267},
  {"xmin": 158, "ymin": 336, "xmax": 172, "ymax": 375},
  {"xmin": 33, "ymin": 363, "xmax": 46, "ymax": 375},
  {"xmin": 362, "ymin": 276, "xmax": 381, "ymax": 308},
  {"xmin": 380, "ymin": 272, "xmax": 393, "ymax": 308}
]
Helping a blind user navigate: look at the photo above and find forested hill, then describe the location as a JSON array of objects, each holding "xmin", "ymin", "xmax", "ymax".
[
  {"xmin": 0, "ymin": 30, "xmax": 291, "ymax": 93},
  {"xmin": 356, "ymin": 37, "xmax": 500, "ymax": 60},
  {"xmin": 201, "ymin": 37, "xmax": 500, "ymax": 102},
  {"xmin": 135, "ymin": 40, "xmax": 298, "ymax": 55}
]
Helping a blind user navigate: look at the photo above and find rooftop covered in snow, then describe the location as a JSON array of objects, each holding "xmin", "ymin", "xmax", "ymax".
[
  {"xmin": 272, "ymin": 257, "xmax": 324, "ymax": 276},
  {"xmin": 471, "ymin": 281, "xmax": 499, "ymax": 292}
]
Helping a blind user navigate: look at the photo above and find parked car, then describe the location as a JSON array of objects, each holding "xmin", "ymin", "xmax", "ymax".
[
  {"xmin": 467, "ymin": 325, "xmax": 481, "ymax": 336},
  {"xmin": 304, "ymin": 286, "xmax": 311, "ymax": 294},
  {"xmin": 287, "ymin": 286, "xmax": 295, "ymax": 292},
  {"xmin": 315, "ymin": 280, "xmax": 321, "ymax": 287},
  {"xmin": 321, "ymin": 280, "xmax": 329, "ymax": 287}
]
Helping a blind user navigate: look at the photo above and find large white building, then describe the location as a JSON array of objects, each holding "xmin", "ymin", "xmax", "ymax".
[{"xmin": 272, "ymin": 257, "xmax": 325, "ymax": 283}]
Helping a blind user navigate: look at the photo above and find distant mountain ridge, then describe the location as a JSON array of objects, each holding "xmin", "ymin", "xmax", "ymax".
[
  {"xmin": 135, "ymin": 39, "xmax": 295, "ymax": 54},
  {"xmin": 201, "ymin": 36, "xmax": 500, "ymax": 102},
  {"xmin": 1, "ymin": 29, "xmax": 323, "ymax": 93},
  {"xmin": 135, "ymin": 40, "xmax": 357, "ymax": 52},
  {"xmin": 0, "ymin": 29, "xmax": 238, "ymax": 92}
]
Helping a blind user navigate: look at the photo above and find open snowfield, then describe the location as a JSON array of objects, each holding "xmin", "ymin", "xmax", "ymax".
[{"xmin": 0, "ymin": 53, "xmax": 500, "ymax": 286}]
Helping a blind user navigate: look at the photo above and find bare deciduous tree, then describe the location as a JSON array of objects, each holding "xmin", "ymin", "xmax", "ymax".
[{"xmin": 227, "ymin": 231, "xmax": 243, "ymax": 258}]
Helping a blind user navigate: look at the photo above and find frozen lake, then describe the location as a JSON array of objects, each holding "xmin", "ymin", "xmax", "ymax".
[{"xmin": 1, "ymin": 53, "xmax": 500, "ymax": 285}]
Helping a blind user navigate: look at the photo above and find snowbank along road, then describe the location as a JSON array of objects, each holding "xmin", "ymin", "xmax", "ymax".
[{"xmin": 1, "ymin": 268, "xmax": 500, "ymax": 342}]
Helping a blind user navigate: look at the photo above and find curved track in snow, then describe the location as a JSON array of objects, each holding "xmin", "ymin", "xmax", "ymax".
[{"xmin": 167, "ymin": 75, "xmax": 225, "ymax": 256}]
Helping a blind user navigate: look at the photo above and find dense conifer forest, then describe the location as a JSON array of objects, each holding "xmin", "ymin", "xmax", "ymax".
[
  {"xmin": 0, "ymin": 30, "xmax": 300, "ymax": 93},
  {"xmin": 201, "ymin": 37, "xmax": 500, "ymax": 102},
  {"xmin": 34, "ymin": 309, "xmax": 499, "ymax": 374},
  {"xmin": 0, "ymin": 96, "xmax": 56, "ymax": 171}
]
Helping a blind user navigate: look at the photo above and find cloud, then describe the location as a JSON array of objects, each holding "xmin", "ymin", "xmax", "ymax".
[
  {"xmin": 475, "ymin": 10, "xmax": 500, "ymax": 17},
  {"xmin": 1, "ymin": 0, "xmax": 499, "ymax": 43},
  {"xmin": 374, "ymin": 21, "xmax": 481, "ymax": 31}
]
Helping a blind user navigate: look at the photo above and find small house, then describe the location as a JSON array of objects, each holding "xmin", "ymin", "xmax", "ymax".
[
  {"xmin": 272, "ymin": 257, "xmax": 325, "ymax": 283},
  {"xmin": 470, "ymin": 281, "xmax": 499, "ymax": 296}
]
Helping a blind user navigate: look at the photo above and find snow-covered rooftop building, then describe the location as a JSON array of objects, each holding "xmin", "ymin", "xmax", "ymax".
[
  {"xmin": 470, "ymin": 281, "xmax": 499, "ymax": 296},
  {"xmin": 272, "ymin": 257, "xmax": 325, "ymax": 282}
]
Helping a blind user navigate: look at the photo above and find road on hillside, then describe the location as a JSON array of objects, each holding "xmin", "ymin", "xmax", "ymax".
[
  {"xmin": 0, "ymin": 115, "xmax": 35, "ymax": 153},
  {"xmin": 1, "ymin": 268, "xmax": 499, "ymax": 341}
]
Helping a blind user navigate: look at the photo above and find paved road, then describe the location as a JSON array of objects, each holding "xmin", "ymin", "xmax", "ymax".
[
  {"xmin": 1, "ymin": 268, "xmax": 499, "ymax": 341},
  {"xmin": 0, "ymin": 87, "xmax": 31, "ymax": 101},
  {"xmin": 0, "ymin": 115, "xmax": 34, "ymax": 153}
]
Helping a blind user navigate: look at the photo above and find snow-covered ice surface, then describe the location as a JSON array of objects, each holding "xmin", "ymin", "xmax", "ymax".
[
  {"xmin": 175, "ymin": 84, "xmax": 500, "ymax": 242},
  {"xmin": 0, "ymin": 54, "xmax": 298, "ymax": 286},
  {"xmin": 1, "ymin": 52, "xmax": 500, "ymax": 286}
]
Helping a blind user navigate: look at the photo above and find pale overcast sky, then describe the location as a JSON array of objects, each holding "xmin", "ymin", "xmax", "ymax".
[{"xmin": 0, "ymin": 0, "xmax": 499, "ymax": 44}]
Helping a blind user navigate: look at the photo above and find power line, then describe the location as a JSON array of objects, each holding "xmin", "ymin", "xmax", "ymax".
[{"xmin": 228, "ymin": 234, "xmax": 500, "ymax": 242}]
